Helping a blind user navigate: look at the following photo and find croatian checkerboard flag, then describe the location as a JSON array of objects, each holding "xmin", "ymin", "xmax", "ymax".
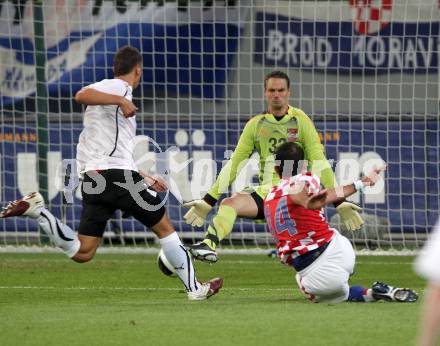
[{"xmin": 350, "ymin": 0, "xmax": 393, "ymax": 35}]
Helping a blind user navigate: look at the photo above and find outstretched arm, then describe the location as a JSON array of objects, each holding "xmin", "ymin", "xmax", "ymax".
[
  {"xmin": 205, "ymin": 119, "xmax": 256, "ymax": 202},
  {"xmin": 290, "ymin": 166, "xmax": 386, "ymax": 210},
  {"xmin": 326, "ymin": 165, "xmax": 386, "ymax": 205},
  {"xmin": 183, "ymin": 119, "xmax": 256, "ymax": 227}
]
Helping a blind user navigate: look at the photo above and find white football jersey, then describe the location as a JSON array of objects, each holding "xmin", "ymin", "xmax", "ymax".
[
  {"xmin": 415, "ymin": 217, "xmax": 440, "ymax": 284},
  {"xmin": 76, "ymin": 78, "xmax": 138, "ymax": 175}
]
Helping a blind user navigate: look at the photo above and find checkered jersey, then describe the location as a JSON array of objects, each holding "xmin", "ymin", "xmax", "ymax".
[{"xmin": 264, "ymin": 172, "xmax": 335, "ymax": 263}]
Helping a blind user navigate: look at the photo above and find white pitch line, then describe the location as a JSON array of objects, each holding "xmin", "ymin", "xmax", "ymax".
[{"xmin": 0, "ymin": 286, "xmax": 294, "ymax": 292}]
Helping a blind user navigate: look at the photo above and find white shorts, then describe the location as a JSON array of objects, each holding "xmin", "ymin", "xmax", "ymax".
[
  {"xmin": 295, "ymin": 231, "xmax": 355, "ymax": 303},
  {"xmin": 414, "ymin": 217, "xmax": 440, "ymax": 284}
]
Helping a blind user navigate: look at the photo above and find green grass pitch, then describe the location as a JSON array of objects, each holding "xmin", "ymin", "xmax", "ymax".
[{"xmin": 0, "ymin": 253, "xmax": 425, "ymax": 346}]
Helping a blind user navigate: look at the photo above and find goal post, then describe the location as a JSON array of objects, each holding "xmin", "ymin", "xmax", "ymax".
[{"xmin": 0, "ymin": 0, "xmax": 438, "ymax": 254}]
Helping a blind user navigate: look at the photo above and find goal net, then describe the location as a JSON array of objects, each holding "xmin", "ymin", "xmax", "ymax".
[{"xmin": 0, "ymin": 0, "xmax": 439, "ymax": 254}]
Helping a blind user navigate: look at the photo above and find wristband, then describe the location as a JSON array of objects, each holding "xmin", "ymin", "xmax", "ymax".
[
  {"xmin": 203, "ymin": 193, "xmax": 218, "ymax": 207},
  {"xmin": 353, "ymin": 180, "xmax": 365, "ymax": 192}
]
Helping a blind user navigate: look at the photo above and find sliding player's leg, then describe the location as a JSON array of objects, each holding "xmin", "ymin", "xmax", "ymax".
[
  {"xmin": 295, "ymin": 231, "xmax": 356, "ymax": 303},
  {"xmin": 326, "ymin": 232, "xmax": 418, "ymax": 303},
  {"xmin": 347, "ymin": 282, "xmax": 418, "ymax": 302},
  {"xmin": 369, "ymin": 281, "xmax": 418, "ymax": 302},
  {"xmin": 0, "ymin": 192, "xmax": 81, "ymax": 258},
  {"xmin": 188, "ymin": 189, "xmax": 264, "ymax": 263},
  {"xmin": 294, "ymin": 231, "xmax": 418, "ymax": 303}
]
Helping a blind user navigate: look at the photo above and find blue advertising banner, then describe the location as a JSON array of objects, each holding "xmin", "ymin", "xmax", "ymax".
[
  {"xmin": 0, "ymin": 120, "xmax": 438, "ymax": 235},
  {"xmin": 0, "ymin": 1, "xmax": 248, "ymax": 105},
  {"xmin": 254, "ymin": 10, "xmax": 440, "ymax": 74}
]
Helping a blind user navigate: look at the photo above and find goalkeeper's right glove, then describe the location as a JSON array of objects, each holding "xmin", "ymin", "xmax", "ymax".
[
  {"xmin": 183, "ymin": 195, "xmax": 216, "ymax": 227},
  {"xmin": 336, "ymin": 201, "xmax": 364, "ymax": 231}
]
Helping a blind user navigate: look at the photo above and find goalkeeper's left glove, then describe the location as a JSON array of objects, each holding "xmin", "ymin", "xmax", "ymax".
[
  {"xmin": 183, "ymin": 199, "xmax": 213, "ymax": 227},
  {"xmin": 336, "ymin": 201, "xmax": 364, "ymax": 231}
]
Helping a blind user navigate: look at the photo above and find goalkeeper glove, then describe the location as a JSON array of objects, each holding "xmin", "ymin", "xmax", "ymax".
[
  {"xmin": 183, "ymin": 195, "xmax": 216, "ymax": 227},
  {"xmin": 336, "ymin": 201, "xmax": 364, "ymax": 231}
]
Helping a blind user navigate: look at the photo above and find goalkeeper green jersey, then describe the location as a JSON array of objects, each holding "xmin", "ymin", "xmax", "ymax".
[{"xmin": 207, "ymin": 105, "xmax": 336, "ymax": 201}]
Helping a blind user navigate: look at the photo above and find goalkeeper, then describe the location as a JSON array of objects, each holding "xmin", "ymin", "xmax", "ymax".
[{"xmin": 184, "ymin": 70, "xmax": 363, "ymax": 263}]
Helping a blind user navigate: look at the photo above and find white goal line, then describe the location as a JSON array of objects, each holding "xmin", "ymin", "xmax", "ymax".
[
  {"xmin": 0, "ymin": 257, "xmax": 416, "ymax": 265},
  {"xmin": 0, "ymin": 246, "xmax": 419, "ymax": 256}
]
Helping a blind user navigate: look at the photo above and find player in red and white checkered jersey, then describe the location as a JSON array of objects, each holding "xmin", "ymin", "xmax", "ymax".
[
  {"xmin": 265, "ymin": 171, "xmax": 335, "ymax": 261},
  {"xmin": 264, "ymin": 141, "xmax": 418, "ymax": 304}
]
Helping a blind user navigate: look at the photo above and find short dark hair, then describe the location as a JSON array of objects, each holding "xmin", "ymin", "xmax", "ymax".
[
  {"xmin": 264, "ymin": 70, "xmax": 290, "ymax": 90},
  {"xmin": 113, "ymin": 46, "xmax": 142, "ymax": 76},
  {"xmin": 274, "ymin": 142, "xmax": 304, "ymax": 178}
]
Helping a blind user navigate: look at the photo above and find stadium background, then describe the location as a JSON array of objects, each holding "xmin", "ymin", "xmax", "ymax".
[{"xmin": 0, "ymin": 0, "xmax": 439, "ymax": 251}]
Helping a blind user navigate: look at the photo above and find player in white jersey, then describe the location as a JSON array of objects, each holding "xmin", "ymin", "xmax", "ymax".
[
  {"xmin": 265, "ymin": 141, "xmax": 418, "ymax": 304},
  {"xmin": 0, "ymin": 46, "xmax": 222, "ymax": 301},
  {"xmin": 414, "ymin": 218, "xmax": 440, "ymax": 346}
]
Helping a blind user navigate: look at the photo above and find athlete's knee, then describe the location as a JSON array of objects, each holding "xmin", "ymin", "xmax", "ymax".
[
  {"xmin": 71, "ymin": 244, "xmax": 98, "ymax": 262},
  {"xmin": 220, "ymin": 196, "xmax": 238, "ymax": 208},
  {"xmin": 71, "ymin": 235, "xmax": 100, "ymax": 263}
]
